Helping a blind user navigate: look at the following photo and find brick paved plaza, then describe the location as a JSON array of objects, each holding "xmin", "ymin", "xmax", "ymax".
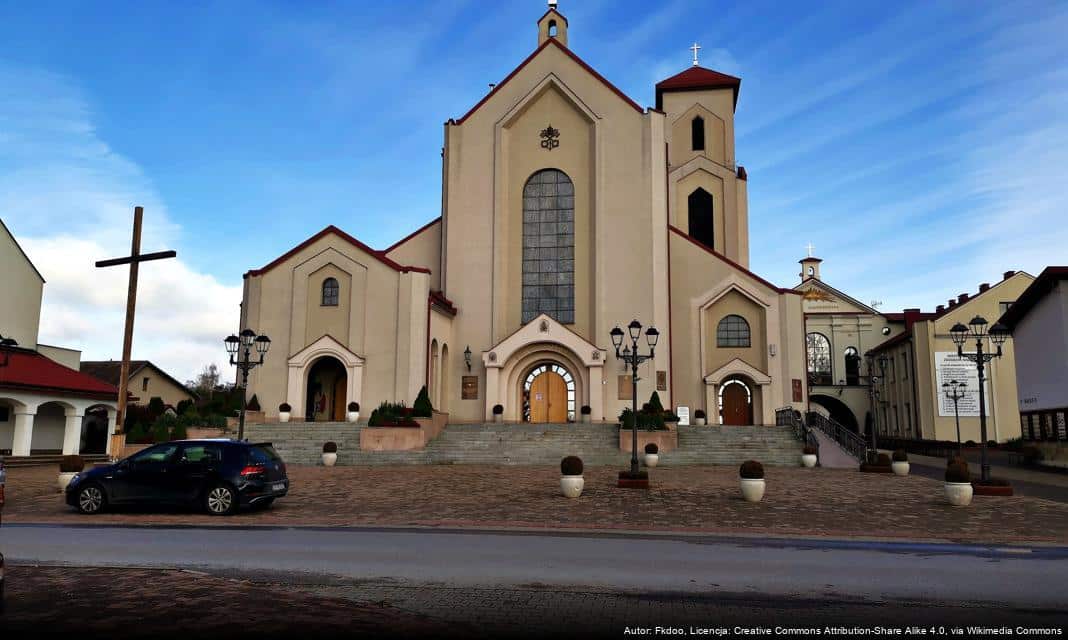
[{"xmin": 5, "ymin": 464, "xmax": 1068, "ymax": 543}]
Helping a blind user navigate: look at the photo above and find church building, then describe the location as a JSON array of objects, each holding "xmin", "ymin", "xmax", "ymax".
[{"xmin": 239, "ymin": 4, "xmax": 809, "ymax": 426}]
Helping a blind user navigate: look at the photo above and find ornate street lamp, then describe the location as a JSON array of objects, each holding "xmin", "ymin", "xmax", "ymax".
[
  {"xmin": 0, "ymin": 334, "xmax": 17, "ymax": 368},
  {"xmin": 949, "ymin": 316, "xmax": 1009, "ymax": 482},
  {"xmin": 611, "ymin": 320, "xmax": 658, "ymax": 478},
  {"xmin": 943, "ymin": 379, "xmax": 967, "ymax": 457},
  {"xmin": 225, "ymin": 328, "xmax": 271, "ymax": 441}
]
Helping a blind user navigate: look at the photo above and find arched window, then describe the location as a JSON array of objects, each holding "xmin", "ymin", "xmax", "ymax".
[
  {"xmin": 806, "ymin": 333, "xmax": 832, "ymax": 385},
  {"xmin": 844, "ymin": 347, "xmax": 860, "ymax": 385},
  {"xmin": 321, "ymin": 277, "xmax": 339, "ymax": 306},
  {"xmin": 688, "ymin": 188, "xmax": 714, "ymax": 250},
  {"xmin": 691, "ymin": 116, "xmax": 705, "ymax": 151},
  {"xmin": 522, "ymin": 169, "xmax": 574, "ymax": 324},
  {"xmin": 716, "ymin": 315, "xmax": 751, "ymax": 347}
]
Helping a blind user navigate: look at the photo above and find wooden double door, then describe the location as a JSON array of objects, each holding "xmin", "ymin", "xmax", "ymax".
[
  {"xmin": 529, "ymin": 371, "xmax": 568, "ymax": 423},
  {"xmin": 721, "ymin": 381, "xmax": 752, "ymax": 426}
]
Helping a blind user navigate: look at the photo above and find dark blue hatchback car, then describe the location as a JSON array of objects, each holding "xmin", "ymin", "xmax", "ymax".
[{"xmin": 65, "ymin": 439, "xmax": 289, "ymax": 516}]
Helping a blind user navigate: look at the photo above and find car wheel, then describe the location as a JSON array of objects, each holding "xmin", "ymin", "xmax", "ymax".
[
  {"xmin": 204, "ymin": 484, "xmax": 238, "ymax": 516},
  {"xmin": 76, "ymin": 484, "xmax": 107, "ymax": 515}
]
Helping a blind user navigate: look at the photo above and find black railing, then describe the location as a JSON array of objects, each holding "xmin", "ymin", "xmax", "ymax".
[
  {"xmin": 806, "ymin": 411, "xmax": 869, "ymax": 462},
  {"xmin": 776, "ymin": 407, "xmax": 820, "ymax": 463}
]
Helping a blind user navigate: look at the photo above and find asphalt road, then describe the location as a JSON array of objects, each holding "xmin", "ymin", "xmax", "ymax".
[{"xmin": 4, "ymin": 524, "xmax": 1067, "ymax": 610}]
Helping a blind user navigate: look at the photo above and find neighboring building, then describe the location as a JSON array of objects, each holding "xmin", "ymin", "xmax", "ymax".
[
  {"xmin": 794, "ymin": 254, "xmax": 904, "ymax": 433},
  {"xmin": 867, "ymin": 271, "xmax": 1034, "ymax": 443},
  {"xmin": 80, "ymin": 360, "xmax": 196, "ymax": 409},
  {"xmin": 240, "ymin": 5, "xmax": 809, "ymax": 425},
  {"xmin": 998, "ymin": 266, "xmax": 1068, "ymax": 445},
  {"xmin": 0, "ymin": 217, "xmax": 120, "ymax": 457}
]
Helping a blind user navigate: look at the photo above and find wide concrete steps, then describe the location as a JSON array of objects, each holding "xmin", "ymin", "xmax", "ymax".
[{"xmin": 246, "ymin": 422, "xmax": 804, "ymax": 467}]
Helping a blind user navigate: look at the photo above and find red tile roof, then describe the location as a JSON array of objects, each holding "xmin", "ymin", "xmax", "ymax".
[
  {"xmin": 429, "ymin": 290, "xmax": 458, "ymax": 316},
  {"xmin": 244, "ymin": 226, "xmax": 432, "ymax": 279},
  {"xmin": 656, "ymin": 66, "xmax": 741, "ymax": 110},
  {"xmin": 0, "ymin": 347, "xmax": 119, "ymax": 399}
]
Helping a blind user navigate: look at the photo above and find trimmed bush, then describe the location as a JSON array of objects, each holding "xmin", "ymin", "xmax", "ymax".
[
  {"xmin": 739, "ymin": 460, "xmax": 764, "ymax": 479},
  {"xmin": 647, "ymin": 391, "xmax": 665, "ymax": 414},
  {"xmin": 644, "ymin": 442, "xmax": 659, "ymax": 454},
  {"xmin": 664, "ymin": 413, "xmax": 680, "ymax": 423},
  {"xmin": 492, "ymin": 404, "xmax": 504, "ymax": 415},
  {"xmin": 560, "ymin": 456, "xmax": 583, "ymax": 476},
  {"xmin": 892, "ymin": 449, "xmax": 908, "ymax": 462},
  {"xmin": 965, "ymin": 440, "xmax": 977, "ymax": 447},
  {"xmin": 147, "ymin": 396, "xmax": 166, "ymax": 418},
  {"xmin": 945, "ymin": 462, "xmax": 970, "ymax": 483},
  {"xmin": 151, "ymin": 421, "xmax": 171, "ymax": 443},
  {"xmin": 323, "ymin": 441, "xmax": 338, "ymax": 453},
  {"xmin": 368, "ymin": 402, "xmax": 418, "ymax": 427},
  {"xmin": 413, "ymin": 385, "xmax": 434, "ymax": 418},
  {"xmin": 279, "ymin": 402, "xmax": 292, "ymax": 412},
  {"xmin": 619, "ymin": 408, "xmax": 667, "ymax": 431},
  {"xmin": 802, "ymin": 445, "xmax": 817, "ymax": 455},
  {"xmin": 875, "ymin": 453, "xmax": 892, "ymax": 466},
  {"xmin": 246, "ymin": 394, "xmax": 261, "ymax": 411},
  {"xmin": 987, "ymin": 440, "xmax": 998, "ymax": 448},
  {"xmin": 348, "ymin": 401, "xmax": 360, "ymax": 412},
  {"xmin": 947, "ymin": 456, "xmax": 969, "ymax": 470},
  {"xmin": 580, "ymin": 405, "xmax": 592, "ymax": 415},
  {"xmin": 694, "ymin": 409, "xmax": 706, "ymax": 420},
  {"xmin": 60, "ymin": 455, "xmax": 85, "ymax": 473}
]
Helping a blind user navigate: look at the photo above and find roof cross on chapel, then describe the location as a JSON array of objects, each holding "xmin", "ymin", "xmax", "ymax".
[
  {"xmin": 805, "ymin": 242, "xmax": 816, "ymax": 257},
  {"xmin": 690, "ymin": 42, "xmax": 701, "ymax": 66}
]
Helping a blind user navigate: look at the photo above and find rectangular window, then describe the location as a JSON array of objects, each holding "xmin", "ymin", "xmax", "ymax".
[
  {"xmin": 999, "ymin": 301, "xmax": 1014, "ymax": 316},
  {"xmin": 142, "ymin": 377, "xmax": 149, "ymax": 392}
]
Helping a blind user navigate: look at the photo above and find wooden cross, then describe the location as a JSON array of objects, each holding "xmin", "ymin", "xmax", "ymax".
[
  {"xmin": 95, "ymin": 206, "xmax": 176, "ymax": 458},
  {"xmin": 690, "ymin": 42, "xmax": 702, "ymax": 66}
]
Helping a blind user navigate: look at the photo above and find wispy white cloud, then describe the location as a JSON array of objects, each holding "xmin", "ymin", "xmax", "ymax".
[{"xmin": 0, "ymin": 62, "xmax": 241, "ymax": 383}]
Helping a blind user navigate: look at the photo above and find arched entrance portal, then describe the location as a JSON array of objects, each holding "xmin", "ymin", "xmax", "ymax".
[
  {"xmin": 523, "ymin": 364, "xmax": 575, "ymax": 423},
  {"xmin": 305, "ymin": 356, "xmax": 347, "ymax": 422},
  {"xmin": 719, "ymin": 377, "xmax": 753, "ymax": 426},
  {"xmin": 810, "ymin": 394, "xmax": 860, "ymax": 433}
]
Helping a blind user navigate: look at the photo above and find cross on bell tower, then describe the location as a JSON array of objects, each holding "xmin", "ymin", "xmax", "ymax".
[{"xmin": 690, "ymin": 42, "xmax": 702, "ymax": 66}]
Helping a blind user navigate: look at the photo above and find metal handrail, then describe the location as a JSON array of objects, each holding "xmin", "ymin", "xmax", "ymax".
[
  {"xmin": 776, "ymin": 407, "xmax": 820, "ymax": 464},
  {"xmin": 806, "ymin": 411, "xmax": 869, "ymax": 462}
]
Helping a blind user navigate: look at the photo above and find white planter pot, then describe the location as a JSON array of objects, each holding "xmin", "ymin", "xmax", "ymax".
[
  {"xmin": 581, "ymin": 414, "xmax": 590, "ymax": 423},
  {"xmin": 347, "ymin": 411, "xmax": 359, "ymax": 423},
  {"xmin": 560, "ymin": 475, "xmax": 584, "ymax": 498},
  {"xmin": 739, "ymin": 478, "xmax": 766, "ymax": 503},
  {"xmin": 58, "ymin": 471, "xmax": 78, "ymax": 492},
  {"xmin": 892, "ymin": 461, "xmax": 910, "ymax": 476},
  {"xmin": 695, "ymin": 418, "xmax": 707, "ymax": 426},
  {"xmin": 321, "ymin": 452, "xmax": 338, "ymax": 467},
  {"xmin": 493, "ymin": 414, "xmax": 503, "ymax": 423},
  {"xmin": 801, "ymin": 453, "xmax": 817, "ymax": 468},
  {"xmin": 644, "ymin": 453, "xmax": 660, "ymax": 468},
  {"xmin": 279, "ymin": 411, "xmax": 291, "ymax": 423},
  {"xmin": 945, "ymin": 481, "xmax": 973, "ymax": 506}
]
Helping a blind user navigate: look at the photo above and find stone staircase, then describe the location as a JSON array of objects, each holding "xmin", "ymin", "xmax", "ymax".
[{"xmin": 246, "ymin": 422, "xmax": 804, "ymax": 467}]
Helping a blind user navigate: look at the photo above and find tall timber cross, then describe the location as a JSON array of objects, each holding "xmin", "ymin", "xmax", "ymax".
[{"xmin": 95, "ymin": 206, "xmax": 176, "ymax": 458}]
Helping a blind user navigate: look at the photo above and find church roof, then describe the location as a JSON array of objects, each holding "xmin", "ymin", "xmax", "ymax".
[
  {"xmin": 244, "ymin": 225, "xmax": 432, "ymax": 279},
  {"xmin": 451, "ymin": 37, "xmax": 644, "ymax": 125},
  {"xmin": 655, "ymin": 66, "xmax": 741, "ymax": 110},
  {"xmin": 668, "ymin": 226, "xmax": 800, "ymax": 296},
  {"xmin": 0, "ymin": 346, "xmax": 119, "ymax": 399}
]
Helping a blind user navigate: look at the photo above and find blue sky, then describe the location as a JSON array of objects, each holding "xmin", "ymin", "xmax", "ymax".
[{"xmin": 1, "ymin": 0, "xmax": 1066, "ymax": 380}]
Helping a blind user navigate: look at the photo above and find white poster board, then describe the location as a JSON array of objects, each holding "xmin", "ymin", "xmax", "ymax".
[
  {"xmin": 935, "ymin": 351, "xmax": 989, "ymax": 417},
  {"xmin": 676, "ymin": 406, "xmax": 690, "ymax": 426}
]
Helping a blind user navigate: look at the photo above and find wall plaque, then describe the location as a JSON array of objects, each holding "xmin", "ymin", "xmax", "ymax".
[
  {"xmin": 461, "ymin": 376, "xmax": 479, "ymax": 400},
  {"xmin": 656, "ymin": 370, "xmax": 667, "ymax": 391},
  {"xmin": 618, "ymin": 375, "xmax": 633, "ymax": 400},
  {"xmin": 792, "ymin": 378, "xmax": 803, "ymax": 402},
  {"xmin": 676, "ymin": 406, "xmax": 690, "ymax": 426}
]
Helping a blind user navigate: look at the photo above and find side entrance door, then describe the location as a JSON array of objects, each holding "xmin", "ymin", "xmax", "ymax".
[{"xmin": 529, "ymin": 371, "xmax": 567, "ymax": 423}]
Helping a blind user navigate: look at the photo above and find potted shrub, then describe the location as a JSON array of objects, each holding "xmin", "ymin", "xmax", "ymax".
[
  {"xmin": 800, "ymin": 445, "xmax": 818, "ymax": 468},
  {"xmin": 278, "ymin": 402, "xmax": 292, "ymax": 423},
  {"xmin": 560, "ymin": 455, "xmax": 584, "ymax": 498},
  {"xmin": 492, "ymin": 404, "xmax": 504, "ymax": 423},
  {"xmin": 580, "ymin": 405, "xmax": 592, "ymax": 423},
  {"xmin": 945, "ymin": 460, "xmax": 973, "ymax": 506},
  {"xmin": 347, "ymin": 402, "xmax": 360, "ymax": 423},
  {"xmin": 58, "ymin": 455, "xmax": 85, "ymax": 491},
  {"xmin": 891, "ymin": 449, "xmax": 910, "ymax": 476},
  {"xmin": 322, "ymin": 442, "xmax": 338, "ymax": 467},
  {"xmin": 694, "ymin": 409, "xmax": 707, "ymax": 426},
  {"xmin": 739, "ymin": 460, "xmax": 765, "ymax": 502},
  {"xmin": 644, "ymin": 442, "xmax": 660, "ymax": 467}
]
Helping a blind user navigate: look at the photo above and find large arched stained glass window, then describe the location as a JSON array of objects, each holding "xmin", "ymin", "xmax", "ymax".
[
  {"xmin": 522, "ymin": 169, "xmax": 574, "ymax": 324},
  {"xmin": 806, "ymin": 332, "xmax": 832, "ymax": 385}
]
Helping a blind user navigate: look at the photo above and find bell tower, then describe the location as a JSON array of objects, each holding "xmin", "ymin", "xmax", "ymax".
[{"xmin": 538, "ymin": 1, "xmax": 568, "ymax": 47}]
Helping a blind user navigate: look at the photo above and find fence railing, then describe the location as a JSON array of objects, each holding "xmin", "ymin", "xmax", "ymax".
[
  {"xmin": 806, "ymin": 411, "xmax": 869, "ymax": 462},
  {"xmin": 776, "ymin": 407, "xmax": 819, "ymax": 463}
]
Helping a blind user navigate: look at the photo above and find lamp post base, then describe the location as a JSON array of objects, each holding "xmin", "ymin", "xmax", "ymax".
[
  {"xmin": 617, "ymin": 470, "xmax": 650, "ymax": 489},
  {"xmin": 972, "ymin": 482, "xmax": 1014, "ymax": 497}
]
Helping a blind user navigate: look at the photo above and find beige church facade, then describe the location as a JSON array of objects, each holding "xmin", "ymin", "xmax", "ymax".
[{"xmin": 240, "ymin": 6, "xmax": 809, "ymax": 427}]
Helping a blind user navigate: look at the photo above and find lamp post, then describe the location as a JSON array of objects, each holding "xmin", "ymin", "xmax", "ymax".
[
  {"xmin": 943, "ymin": 379, "xmax": 967, "ymax": 458},
  {"xmin": 868, "ymin": 355, "xmax": 888, "ymax": 455},
  {"xmin": 949, "ymin": 316, "xmax": 1009, "ymax": 483},
  {"xmin": 224, "ymin": 328, "xmax": 271, "ymax": 441},
  {"xmin": 610, "ymin": 320, "xmax": 659, "ymax": 477}
]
